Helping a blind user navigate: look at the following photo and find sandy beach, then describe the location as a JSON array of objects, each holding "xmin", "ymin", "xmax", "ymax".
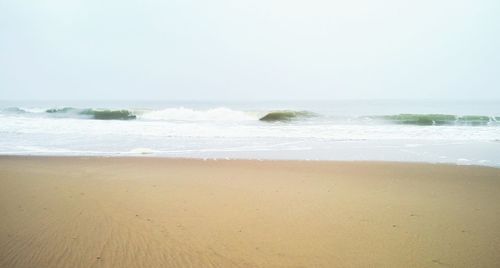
[{"xmin": 1, "ymin": 156, "xmax": 499, "ymax": 267}]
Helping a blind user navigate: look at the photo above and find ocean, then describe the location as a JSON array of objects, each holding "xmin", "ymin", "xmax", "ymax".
[{"xmin": 1, "ymin": 100, "xmax": 499, "ymax": 167}]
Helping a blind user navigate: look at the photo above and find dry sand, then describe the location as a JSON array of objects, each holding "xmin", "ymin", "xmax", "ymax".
[{"xmin": 1, "ymin": 156, "xmax": 500, "ymax": 267}]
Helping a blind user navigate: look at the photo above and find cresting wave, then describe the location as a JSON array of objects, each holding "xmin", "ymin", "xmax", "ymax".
[
  {"xmin": 258, "ymin": 112, "xmax": 500, "ymax": 125},
  {"xmin": 3, "ymin": 106, "xmax": 256, "ymax": 121},
  {"xmin": 370, "ymin": 114, "xmax": 500, "ymax": 126},
  {"xmin": 259, "ymin": 110, "xmax": 316, "ymax": 122},
  {"xmin": 1, "ymin": 107, "xmax": 499, "ymax": 125},
  {"xmin": 46, "ymin": 107, "xmax": 136, "ymax": 120}
]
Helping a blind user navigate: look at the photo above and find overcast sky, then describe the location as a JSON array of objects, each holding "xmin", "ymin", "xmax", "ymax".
[{"xmin": 1, "ymin": 0, "xmax": 499, "ymax": 101}]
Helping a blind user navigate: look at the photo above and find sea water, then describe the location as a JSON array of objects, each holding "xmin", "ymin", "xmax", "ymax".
[{"xmin": 1, "ymin": 100, "xmax": 499, "ymax": 167}]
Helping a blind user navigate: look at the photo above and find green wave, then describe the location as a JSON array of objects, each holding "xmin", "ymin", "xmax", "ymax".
[
  {"xmin": 80, "ymin": 109, "xmax": 137, "ymax": 120},
  {"xmin": 458, "ymin": 115, "xmax": 495, "ymax": 126},
  {"xmin": 31, "ymin": 108, "xmax": 500, "ymax": 125},
  {"xmin": 375, "ymin": 114, "xmax": 499, "ymax": 126},
  {"xmin": 259, "ymin": 110, "xmax": 315, "ymax": 122},
  {"xmin": 46, "ymin": 107, "xmax": 136, "ymax": 120}
]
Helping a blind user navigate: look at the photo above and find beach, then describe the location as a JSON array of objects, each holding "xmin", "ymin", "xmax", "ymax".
[{"xmin": 1, "ymin": 156, "xmax": 500, "ymax": 267}]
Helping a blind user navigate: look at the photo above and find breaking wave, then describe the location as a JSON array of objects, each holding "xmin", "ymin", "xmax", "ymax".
[
  {"xmin": 372, "ymin": 114, "xmax": 500, "ymax": 126},
  {"xmin": 259, "ymin": 110, "xmax": 316, "ymax": 122},
  {"xmin": 1, "ymin": 107, "xmax": 499, "ymax": 126},
  {"xmin": 139, "ymin": 107, "xmax": 255, "ymax": 121},
  {"xmin": 45, "ymin": 107, "xmax": 136, "ymax": 120},
  {"xmin": 81, "ymin": 109, "xmax": 137, "ymax": 120},
  {"xmin": 43, "ymin": 106, "xmax": 255, "ymax": 121},
  {"xmin": 46, "ymin": 107, "xmax": 78, "ymax": 114}
]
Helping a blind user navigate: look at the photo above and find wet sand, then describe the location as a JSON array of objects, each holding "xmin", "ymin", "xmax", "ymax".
[{"xmin": 1, "ymin": 156, "xmax": 500, "ymax": 267}]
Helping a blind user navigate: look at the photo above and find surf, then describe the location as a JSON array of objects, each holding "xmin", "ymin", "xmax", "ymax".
[
  {"xmin": 373, "ymin": 114, "xmax": 499, "ymax": 126},
  {"xmin": 259, "ymin": 110, "xmax": 316, "ymax": 122},
  {"xmin": 46, "ymin": 107, "xmax": 136, "ymax": 120}
]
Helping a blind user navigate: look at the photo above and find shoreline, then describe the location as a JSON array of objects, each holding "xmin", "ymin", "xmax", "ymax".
[
  {"xmin": 2, "ymin": 154, "xmax": 499, "ymax": 169},
  {"xmin": 1, "ymin": 156, "xmax": 500, "ymax": 267}
]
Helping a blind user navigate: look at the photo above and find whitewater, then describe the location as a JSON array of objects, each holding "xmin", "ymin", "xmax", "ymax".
[{"xmin": 1, "ymin": 100, "xmax": 499, "ymax": 167}]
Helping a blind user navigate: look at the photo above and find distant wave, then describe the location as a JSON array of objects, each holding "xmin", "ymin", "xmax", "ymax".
[
  {"xmin": 371, "ymin": 114, "xmax": 500, "ymax": 126},
  {"xmin": 43, "ymin": 107, "xmax": 253, "ymax": 121},
  {"xmin": 82, "ymin": 109, "xmax": 136, "ymax": 120},
  {"xmin": 46, "ymin": 107, "xmax": 76, "ymax": 113},
  {"xmin": 3, "ymin": 107, "xmax": 28, "ymax": 114},
  {"xmin": 259, "ymin": 110, "xmax": 316, "ymax": 122},
  {"xmin": 1, "ymin": 107, "xmax": 499, "ymax": 125},
  {"xmin": 2, "ymin": 107, "xmax": 48, "ymax": 114},
  {"xmin": 46, "ymin": 107, "xmax": 136, "ymax": 120}
]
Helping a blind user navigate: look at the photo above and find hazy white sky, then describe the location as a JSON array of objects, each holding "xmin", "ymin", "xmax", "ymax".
[{"xmin": 1, "ymin": 0, "xmax": 499, "ymax": 101}]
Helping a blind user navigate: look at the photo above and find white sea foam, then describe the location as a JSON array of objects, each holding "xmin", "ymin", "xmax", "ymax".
[
  {"xmin": 138, "ymin": 107, "xmax": 257, "ymax": 121},
  {"xmin": 129, "ymin": 148, "xmax": 157, "ymax": 154}
]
